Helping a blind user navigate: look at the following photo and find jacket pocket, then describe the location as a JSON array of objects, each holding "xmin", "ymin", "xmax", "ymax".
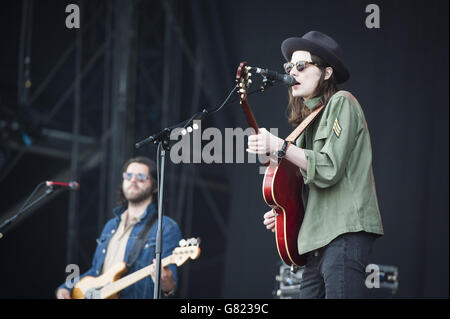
[
  {"xmin": 96, "ymin": 234, "xmax": 109, "ymax": 245},
  {"xmin": 135, "ymin": 242, "xmax": 156, "ymax": 269},
  {"xmin": 313, "ymin": 123, "xmax": 330, "ymax": 152},
  {"xmin": 313, "ymin": 123, "xmax": 329, "ymax": 141}
]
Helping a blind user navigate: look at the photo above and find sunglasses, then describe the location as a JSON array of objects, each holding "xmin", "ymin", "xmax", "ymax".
[
  {"xmin": 283, "ymin": 61, "xmax": 322, "ymax": 74},
  {"xmin": 123, "ymin": 172, "xmax": 150, "ymax": 182}
]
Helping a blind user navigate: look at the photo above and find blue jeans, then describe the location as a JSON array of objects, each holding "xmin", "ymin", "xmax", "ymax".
[{"xmin": 298, "ymin": 231, "xmax": 376, "ymax": 299}]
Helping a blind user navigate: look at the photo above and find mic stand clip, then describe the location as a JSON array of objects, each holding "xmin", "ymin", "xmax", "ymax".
[{"xmin": 260, "ymin": 76, "xmax": 276, "ymax": 92}]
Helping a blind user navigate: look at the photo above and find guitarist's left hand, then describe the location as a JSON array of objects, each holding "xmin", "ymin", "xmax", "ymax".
[
  {"xmin": 247, "ymin": 128, "xmax": 284, "ymax": 158},
  {"xmin": 149, "ymin": 259, "xmax": 176, "ymax": 295}
]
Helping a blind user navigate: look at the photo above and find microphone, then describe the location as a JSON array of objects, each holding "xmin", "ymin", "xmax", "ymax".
[
  {"xmin": 45, "ymin": 181, "xmax": 79, "ymax": 191},
  {"xmin": 250, "ymin": 67, "xmax": 298, "ymax": 87},
  {"xmin": 135, "ymin": 128, "xmax": 171, "ymax": 149}
]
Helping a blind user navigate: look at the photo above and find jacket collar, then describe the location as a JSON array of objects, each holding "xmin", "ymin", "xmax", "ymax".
[{"xmin": 304, "ymin": 96, "xmax": 322, "ymax": 111}]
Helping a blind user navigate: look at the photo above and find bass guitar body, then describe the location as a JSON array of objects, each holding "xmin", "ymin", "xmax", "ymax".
[{"xmin": 72, "ymin": 262, "xmax": 127, "ymax": 299}]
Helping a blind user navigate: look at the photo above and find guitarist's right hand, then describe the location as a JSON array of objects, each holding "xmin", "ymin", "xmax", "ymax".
[
  {"xmin": 56, "ymin": 288, "xmax": 72, "ymax": 299},
  {"xmin": 263, "ymin": 210, "xmax": 276, "ymax": 232}
]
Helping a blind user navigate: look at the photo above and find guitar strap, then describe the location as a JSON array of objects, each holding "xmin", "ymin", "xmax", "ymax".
[
  {"xmin": 285, "ymin": 104, "xmax": 326, "ymax": 209},
  {"xmin": 285, "ymin": 104, "xmax": 326, "ymax": 143},
  {"xmin": 126, "ymin": 211, "xmax": 158, "ymax": 269}
]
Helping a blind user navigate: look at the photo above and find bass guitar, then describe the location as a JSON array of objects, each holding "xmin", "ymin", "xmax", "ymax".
[{"xmin": 72, "ymin": 238, "xmax": 201, "ymax": 299}]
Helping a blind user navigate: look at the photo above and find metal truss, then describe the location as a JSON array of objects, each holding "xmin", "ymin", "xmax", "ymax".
[{"xmin": 1, "ymin": 0, "xmax": 234, "ymax": 298}]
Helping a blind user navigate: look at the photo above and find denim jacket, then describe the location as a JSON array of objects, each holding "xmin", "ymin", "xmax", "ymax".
[{"xmin": 58, "ymin": 203, "xmax": 182, "ymax": 298}]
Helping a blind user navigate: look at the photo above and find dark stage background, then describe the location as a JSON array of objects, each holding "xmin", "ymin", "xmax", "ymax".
[{"xmin": 0, "ymin": 0, "xmax": 448, "ymax": 299}]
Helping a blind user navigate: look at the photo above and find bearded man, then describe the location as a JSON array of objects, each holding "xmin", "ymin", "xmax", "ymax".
[{"xmin": 56, "ymin": 157, "xmax": 182, "ymax": 299}]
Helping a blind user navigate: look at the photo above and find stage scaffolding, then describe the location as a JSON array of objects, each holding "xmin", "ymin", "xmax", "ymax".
[{"xmin": 1, "ymin": 0, "xmax": 233, "ymax": 298}]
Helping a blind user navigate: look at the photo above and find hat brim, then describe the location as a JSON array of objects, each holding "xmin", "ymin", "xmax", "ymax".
[{"xmin": 281, "ymin": 37, "xmax": 350, "ymax": 84}]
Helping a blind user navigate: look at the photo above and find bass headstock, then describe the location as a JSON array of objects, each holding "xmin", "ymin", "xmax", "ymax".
[{"xmin": 171, "ymin": 237, "xmax": 201, "ymax": 266}]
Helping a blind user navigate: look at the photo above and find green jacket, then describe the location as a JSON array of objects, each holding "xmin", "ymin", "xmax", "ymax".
[{"xmin": 295, "ymin": 90, "xmax": 384, "ymax": 254}]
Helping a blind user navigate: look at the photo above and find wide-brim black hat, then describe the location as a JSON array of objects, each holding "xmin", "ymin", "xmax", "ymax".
[{"xmin": 281, "ymin": 31, "xmax": 350, "ymax": 83}]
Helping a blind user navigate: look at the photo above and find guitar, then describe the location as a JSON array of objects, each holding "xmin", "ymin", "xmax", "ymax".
[
  {"xmin": 72, "ymin": 238, "xmax": 201, "ymax": 299},
  {"xmin": 236, "ymin": 62, "xmax": 324, "ymax": 266}
]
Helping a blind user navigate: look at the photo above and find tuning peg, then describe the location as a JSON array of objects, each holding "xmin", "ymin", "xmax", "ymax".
[
  {"xmin": 248, "ymin": 79, "xmax": 252, "ymax": 84},
  {"xmin": 187, "ymin": 238, "xmax": 199, "ymax": 246},
  {"xmin": 240, "ymin": 94, "xmax": 245, "ymax": 100},
  {"xmin": 179, "ymin": 239, "xmax": 187, "ymax": 247},
  {"xmin": 239, "ymin": 88, "xmax": 246, "ymax": 93}
]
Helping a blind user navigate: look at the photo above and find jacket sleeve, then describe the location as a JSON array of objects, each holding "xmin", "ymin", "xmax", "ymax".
[
  {"xmin": 301, "ymin": 94, "xmax": 360, "ymax": 188},
  {"xmin": 161, "ymin": 219, "xmax": 183, "ymax": 288}
]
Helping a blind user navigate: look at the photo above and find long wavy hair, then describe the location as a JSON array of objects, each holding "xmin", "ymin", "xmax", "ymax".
[
  {"xmin": 286, "ymin": 54, "xmax": 338, "ymax": 126},
  {"xmin": 117, "ymin": 156, "xmax": 158, "ymax": 207}
]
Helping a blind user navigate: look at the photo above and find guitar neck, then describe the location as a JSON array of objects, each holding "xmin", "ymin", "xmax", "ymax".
[
  {"xmin": 100, "ymin": 255, "xmax": 173, "ymax": 299},
  {"xmin": 241, "ymin": 99, "xmax": 259, "ymax": 133}
]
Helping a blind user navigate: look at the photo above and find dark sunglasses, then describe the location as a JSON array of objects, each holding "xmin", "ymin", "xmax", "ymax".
[
  {"xmin": 123, "ymin": 172, "xmax": 149, "ymax": 182},
  {"xmin": 283, "ymin": 61, "xmax": 322, "ymax": 74}
]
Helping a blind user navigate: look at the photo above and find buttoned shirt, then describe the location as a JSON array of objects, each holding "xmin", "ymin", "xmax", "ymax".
[
  {"xmin": 295, "ymin": 90, "xmax": 384, "ymax": 254},
  {"xmin": 101, "ymin": 210, "xmax": 140, "ymax": 274}
]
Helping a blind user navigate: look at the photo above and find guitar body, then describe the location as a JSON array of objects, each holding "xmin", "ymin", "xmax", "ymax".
[
  {"xmin": 263, "ymin": 159, "xmax": 306, "ymax": 266},
  {"xmin": 72, "ymin": 262, "xmax": 128, "ymax": 299}
]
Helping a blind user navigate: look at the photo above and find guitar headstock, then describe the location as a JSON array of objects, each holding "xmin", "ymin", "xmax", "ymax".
[
  {"xmin": 236, "ymin": 61, "xmax": 252, "ymax": 104},
  {"xmin": 171, "ymin": 237, "xmax": 201, "ymax": 266}
]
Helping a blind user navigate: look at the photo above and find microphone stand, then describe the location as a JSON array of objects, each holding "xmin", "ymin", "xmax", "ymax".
[
  {"xmin": 154, "ymin": 137, "xmax": 169, "ymax": 299},
  {"xmin": 134, "ymin": 77, "xmax": 282, "ymax": 298},
  {"xmin": 0, "ymin": 183, "xmax": 61, "ymax": 239},
  {"xmin": 135, "ymin": 109, "xmax": 209, "ymax": 299},
  {"xmin": 260, "ymin": 76, "xmax": 277, "ymax": 92}
]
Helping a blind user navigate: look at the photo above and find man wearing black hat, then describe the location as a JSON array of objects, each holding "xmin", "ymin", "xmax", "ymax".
[{"xmin": 247, "ymin": 31, "xmax": 384, "ymax": 298}]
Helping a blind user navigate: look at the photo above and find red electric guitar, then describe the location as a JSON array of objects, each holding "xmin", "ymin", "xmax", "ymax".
[{"xmin": 236, "ymin": 62, "xmax": 325, "ymax": 266}]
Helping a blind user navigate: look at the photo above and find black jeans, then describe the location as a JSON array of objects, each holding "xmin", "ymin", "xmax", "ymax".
[{"xmin": 298, "ymin": 231, "xmax": 376, "ymax": 299}]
